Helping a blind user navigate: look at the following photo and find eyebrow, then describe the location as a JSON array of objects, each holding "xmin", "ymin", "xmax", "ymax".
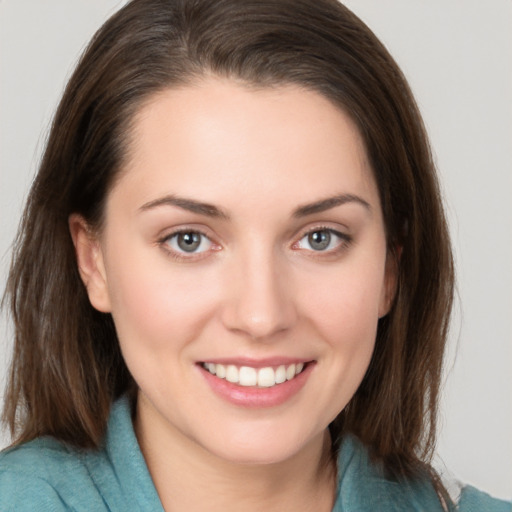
[
  {"xmin": 293, "ymin": 194, "xmax": 371, "ymax": 217},
  {"xmin": 139, "ymin": 195, "xmax": 230, "ymax": 220},
  {"xmin": 139, "ymin": 192, "xmax": 370, "ymax": 220}
]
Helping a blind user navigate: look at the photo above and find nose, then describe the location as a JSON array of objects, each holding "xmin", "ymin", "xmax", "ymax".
[{"xmin": 220, "ymin": 250, "xmax": 297, "ymax": 341}]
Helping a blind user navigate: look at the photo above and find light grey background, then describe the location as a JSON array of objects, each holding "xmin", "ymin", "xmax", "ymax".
[{"xmin": 1, "ymin": 0, "xmax": 511, "ymax": 500}]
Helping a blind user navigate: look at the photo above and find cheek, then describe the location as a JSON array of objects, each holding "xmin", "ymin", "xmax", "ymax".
[
  {"xmin": 303, "ymin": 261, "xmax": 385, "ymax": 411},
  {"xmin": 103, "ymin": 244, "xmax": 219, "ymax": 355},
  {"xmin": 297, "ymin": 252, "xmax": 386, "ymax": 405},
  {"xmin": 300, "ymin": 255, "xmax": 386, "ymax": 343}
]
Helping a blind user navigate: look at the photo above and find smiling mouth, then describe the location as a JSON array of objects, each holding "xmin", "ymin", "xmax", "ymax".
[{"xmin": 201, "ymin": 362, "xmax": 308, "ymax": 388}]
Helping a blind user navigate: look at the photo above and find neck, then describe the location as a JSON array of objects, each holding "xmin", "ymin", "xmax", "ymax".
[{"xmin": 134, "ymin": 395, "xmax": 337, "ymax": 512}]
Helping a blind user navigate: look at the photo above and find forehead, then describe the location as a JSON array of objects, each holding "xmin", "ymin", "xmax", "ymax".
[{"xmin": 111, "ymin": 78, "xmax": 378, "ymax": 215}]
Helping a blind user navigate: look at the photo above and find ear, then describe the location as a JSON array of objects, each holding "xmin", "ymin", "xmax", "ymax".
[
  {"xmin": 378, "ymin": 246, "xmax": 400, "ymax": 318},
  {"xmin": 69, "ymin": 214, "xmax": 112, "ymax": 313}
]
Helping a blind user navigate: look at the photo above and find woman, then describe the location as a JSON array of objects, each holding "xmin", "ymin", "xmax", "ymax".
[{"xmin": 0, "ymin": 0, "xmax": 509, "ymax": 510}]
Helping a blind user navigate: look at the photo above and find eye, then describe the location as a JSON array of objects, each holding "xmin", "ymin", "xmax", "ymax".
[
  {"xmin": 295, "ymin": 228, "xmax": 349, "ymax": 252},
  {"xmin": 164, "ymin": 230, "xmax": 213, "ymax": 254}
]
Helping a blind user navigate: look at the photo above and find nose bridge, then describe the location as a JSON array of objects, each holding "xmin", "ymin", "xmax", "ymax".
[{"xmin": 221, "ymin": 239, "xmax": 296, "ymax": 340}]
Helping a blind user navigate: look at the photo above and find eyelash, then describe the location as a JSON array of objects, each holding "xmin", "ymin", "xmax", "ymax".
[
  {"xmin": 158, "ymin": 228, "xmax": 218, "ymax": 262},
  {"xmin": 292, "ymin": 226, "xmax": 352, "ymax": 256},
  {"xmin": 158, "ymin": 226, "xmax": 352, "ymax": 261}
]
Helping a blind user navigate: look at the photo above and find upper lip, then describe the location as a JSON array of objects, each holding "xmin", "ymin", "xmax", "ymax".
[{"xmin": 198, "ymin": 357, "xmax": 314, "ymax": 368}]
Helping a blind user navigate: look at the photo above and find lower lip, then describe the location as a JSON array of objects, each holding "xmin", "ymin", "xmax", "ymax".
[{"xmin": 198, "ymin": 363, "xmax": 314, "ymax": 408}]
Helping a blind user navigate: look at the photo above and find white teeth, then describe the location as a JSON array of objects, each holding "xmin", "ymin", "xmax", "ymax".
[
  {"xmin": 203, "ymin": 362, "xmax": 306, "ymax": 388},
  {"xmin": 216, "ymin": 364, "xmax": 226, "ymax": 379},
  {"xmin": 239, "ymin": 366, "xmax": 257, "ymax": 386},
  {"xmin": 257, "ymin": 367, "xmax": 275, "ymax": 387},
  {"xmin": 275, "ymin": 365, "xmax": 286, "ymax": 384},
  {"xmin": 225, "ymin": 365, "xmax": 239, "ymax": 383}
]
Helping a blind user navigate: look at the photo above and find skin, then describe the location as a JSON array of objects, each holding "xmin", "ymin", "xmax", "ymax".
[{"xmin": 71, "ymin": 78, "xmax": 396, "ymax": 512}]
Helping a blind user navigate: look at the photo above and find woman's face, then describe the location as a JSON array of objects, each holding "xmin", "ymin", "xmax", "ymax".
[{"xmin": 74, "ymin": 78, "xmax": 395, "ymax": 465}]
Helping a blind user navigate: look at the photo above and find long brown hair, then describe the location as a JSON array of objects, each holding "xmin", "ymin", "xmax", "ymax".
[{"xmin": 3, "ymin": 0, "xmax": 453, "ymax": 493}]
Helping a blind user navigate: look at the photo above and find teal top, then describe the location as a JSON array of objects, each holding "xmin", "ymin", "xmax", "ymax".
[{"xmin": 0, "ymin": 396, "xmax": 509, "ymax": 511}]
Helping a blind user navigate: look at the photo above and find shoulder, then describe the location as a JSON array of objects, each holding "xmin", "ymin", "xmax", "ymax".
[
  {"xmin": 457, "ymin": 485, "xmax": 511, "ymax": 512},
  {"xmin": 0, "ymin": 396, "xmax": 163, "ymax": 511},
  {"xmin": 334, "ymin": 436, "xmax": 512, "ymax": 512},
  {"xmin": 334, "ymin": 436, "xmax": 444, "ymax": 511},
  {"xmin": 0, "ymin": 436, "xmax": 112, "ymax": 511}
]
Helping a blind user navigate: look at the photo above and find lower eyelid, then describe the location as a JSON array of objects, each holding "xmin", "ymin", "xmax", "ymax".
[
  {"xmin": 159, "ymin": 227, "xmax": 350, "ymax": 258},
  {"xmin": 159, "ymin": 230, "xmax": 213, "ymax": 254},
  {"xmin": 295, "ymin": 228, "xmax": 351, "ymax": 247}
]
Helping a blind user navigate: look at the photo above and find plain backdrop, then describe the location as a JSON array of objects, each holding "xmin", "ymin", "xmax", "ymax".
[{"xmin": 1, "ymin": 0, "xmax": 510, "ymax": 500}]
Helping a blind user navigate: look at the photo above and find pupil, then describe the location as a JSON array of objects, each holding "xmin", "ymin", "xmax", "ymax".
[
  {"xmin": 177, "ymin": 232, "xmax": 201, "ymax": 252},
  {"xmin": 309, "ymin": 230, "xmax": 330, "ymax": 251}
]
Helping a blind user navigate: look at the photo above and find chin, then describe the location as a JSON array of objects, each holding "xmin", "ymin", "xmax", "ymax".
[{"xmin": 198, "ymin": 424, "xmax": 326, "ymax": 467}]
